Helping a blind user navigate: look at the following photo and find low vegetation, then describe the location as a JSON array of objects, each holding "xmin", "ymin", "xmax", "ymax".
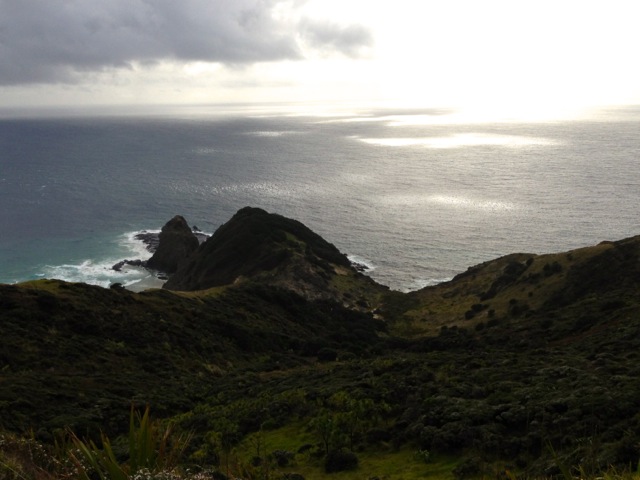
[{"xmin": 1, "ymin": 210, "xmax": 640, "ymax": 479}]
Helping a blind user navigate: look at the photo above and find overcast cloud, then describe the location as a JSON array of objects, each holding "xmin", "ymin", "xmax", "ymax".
[{"xmin": 0, "ymin": 0, "xmax": 373, "ymax": 85}]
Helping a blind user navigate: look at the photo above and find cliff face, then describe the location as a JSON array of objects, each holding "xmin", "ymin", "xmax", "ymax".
[{"xmin": 146, "ymin": 215, "xmax": 199, "ymax": 274}]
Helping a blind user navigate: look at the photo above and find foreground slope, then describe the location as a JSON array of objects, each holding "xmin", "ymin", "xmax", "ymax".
[
  {"xmin": 0, "ymin": 280, "xmax": 384, "ymax": 436},
  {"xmin": 1, "ymin": 207, "xmax": 640, "ymax": 478}
]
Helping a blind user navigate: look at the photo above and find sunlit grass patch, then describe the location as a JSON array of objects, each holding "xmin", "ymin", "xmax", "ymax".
[{"xmin": 234, "ymin": 423, "xmax": 459, "ymax": 480}]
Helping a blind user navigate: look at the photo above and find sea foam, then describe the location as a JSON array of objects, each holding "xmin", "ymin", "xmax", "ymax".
[{"xmin": 40, "ymin": 231, "xmax": 159, "ymax": 289}]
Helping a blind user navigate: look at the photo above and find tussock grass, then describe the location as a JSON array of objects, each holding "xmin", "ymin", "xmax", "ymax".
[{"xmin": 68, "ymin": 405, "xmax": 191, "ymax": 480}]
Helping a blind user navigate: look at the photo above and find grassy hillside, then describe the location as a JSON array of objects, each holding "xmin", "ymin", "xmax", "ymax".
[{"xmin": 1, "ymin": 209, "xmax": 640, "ymax": 479}]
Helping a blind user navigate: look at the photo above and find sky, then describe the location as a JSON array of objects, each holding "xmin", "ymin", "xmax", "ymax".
[{"xmin": 1, "ymin": 0, "xmax": 639, "ymax": 117}]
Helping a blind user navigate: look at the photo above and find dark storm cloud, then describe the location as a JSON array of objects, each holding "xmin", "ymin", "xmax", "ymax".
[{"xmin": 0, "ymin": 0, "xmax": 373, "ymax": 85}]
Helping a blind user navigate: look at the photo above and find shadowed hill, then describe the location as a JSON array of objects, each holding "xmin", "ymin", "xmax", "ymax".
[{"xmin": 163, "ymin": 207, "xmax": 386, "ymax": 306}]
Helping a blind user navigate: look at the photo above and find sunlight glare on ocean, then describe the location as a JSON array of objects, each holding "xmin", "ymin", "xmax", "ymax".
[{"xmin": 0, "ymin": 104, "xmax": 638, "ymax": 291}]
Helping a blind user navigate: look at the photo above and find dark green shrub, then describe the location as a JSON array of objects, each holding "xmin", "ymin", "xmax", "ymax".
[
  {"xmin": 366, "ymin": 428, "xmax": 391, "ymax": 444},
  {"xmin": 261, "ymin": 418, "xmax": 279, "ymax": 431},
  {"xmin": 432, "ymin": 422, "xmax": 472, "ymax": 451},
  {"xmin": 601, "ymin": 300, "xmax": 626, "ymax": 311},
  {"xmin": 324, "ymin": 449, "xmax": 358, "ymax": 473},
  {"xmin": 573, "ymin": 315, "xmax": 597, "ymax": 332},
  {"xmin": 340, "ymin": 351, "xmax": 357, "ymax": 362},
  {"xmin": 35, "ymin": 292, "xmax": 59, "ymax": 311},
  {"xmin": 508, "ymin": 300, "xmax": 529, "ymax": 316},
  {"xmin": 210, "ymin": 471, "xmax": 228, "ymax": 480},
  {"xmin": 504, "ymin": 262, "xmax": 528, "ymax": 276},
  {"xmin": 481, "ymin": 262, "xmax": 529, "ymax": 300},
  {"xmin": 317, "ymin": 347, "xmax": 338, "ymax": 362},
  {"xmin": 452, "ymin": 456, "xmax": 482, "ymax": 479},
  {"xmin": 356, "ymin": 299, "xmax": 369, "ymax": 308},
  {"xmin": 612, "ymin": 433, "xmax": 640, "ymax": 465},
  {"xmin": 487, "ymin": 317, "xmax": 502, "ymax": 328},
  {"xmin": 471, "ymin": 303, "xmax": 486, "ymax": 312},
  {"xmin": 539, "ymin": 318, "xmax": 553, "ymax": 328},
  {"xmin": 282, "ymin": 473, "xmax": 305, "ymax": 480},
  {"xmin": 271, "ymin": 449, "xmax": 294, "ymax": 467},
  {"xmin": 543, "ymin": 261, "xmax": 563, "ymax": 276},
  {"xmin": 297, "ymin": 444, "xmax": 313, "ymax": 454}
]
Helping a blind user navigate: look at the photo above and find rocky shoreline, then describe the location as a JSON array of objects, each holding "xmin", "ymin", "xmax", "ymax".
[{"xmin": 111, "ymin": 220, "xmax": 210, "ymax": 285}]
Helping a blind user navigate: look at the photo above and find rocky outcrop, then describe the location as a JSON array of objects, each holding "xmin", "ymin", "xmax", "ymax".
[
  {"xmin": 112, "ymin": 259, "xmax": 146, "ymax": 272},
  {"xmin": 146, "ymin": 215, "xmax": 199, "ymax": 274},
  {"xmin": 162, "ymin": 207, "xmax": 383, "ymax": 303}
]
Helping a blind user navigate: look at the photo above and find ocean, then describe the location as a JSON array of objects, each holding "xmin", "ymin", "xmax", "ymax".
[{"xmin": 1, "ymin": 104, "xmax": 639, "ymax": 292}]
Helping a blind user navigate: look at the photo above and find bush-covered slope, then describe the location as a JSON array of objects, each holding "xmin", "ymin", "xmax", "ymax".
[
  {"xmin": 0, "ymin": 280, "xmax": 385, "ymax": 437},
  {"xmin": 1, "ymin": 208, "xmax": 640, "ymax": 478}
]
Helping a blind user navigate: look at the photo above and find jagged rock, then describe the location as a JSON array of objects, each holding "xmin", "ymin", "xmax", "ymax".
[
  {"xmin": 112, "ymin": 260, "xmax": 125, "ymax": 272},
  {"xmin": 134, "ymin": 231, "xmax": 161, "ymax": 253},
  {"xmin": 112, "ymin": 259, "xmax": 146, "ymax": 272},
  {"xmin": 146, "ymin": 215, "xmax": 199, "ymax": 274}
]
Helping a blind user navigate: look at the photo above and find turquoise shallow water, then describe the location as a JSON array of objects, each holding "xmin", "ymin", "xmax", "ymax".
[{"xmin": 1, "ymin": 106, "xmax": 639, "ymax": 291}]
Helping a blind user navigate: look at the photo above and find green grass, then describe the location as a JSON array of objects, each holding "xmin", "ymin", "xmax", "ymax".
[
  {"xmin": 232, "ymin": 423, "xmax": 459, "ymax": 480},
  {"xmin": 277, "ymin": 447, "xmax": 459, "ymax": 480}
]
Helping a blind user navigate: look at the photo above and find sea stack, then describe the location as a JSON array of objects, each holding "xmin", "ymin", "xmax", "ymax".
[{"xmin": 146, "ymin": 215, "xmax": 199, "ymax": 274}]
